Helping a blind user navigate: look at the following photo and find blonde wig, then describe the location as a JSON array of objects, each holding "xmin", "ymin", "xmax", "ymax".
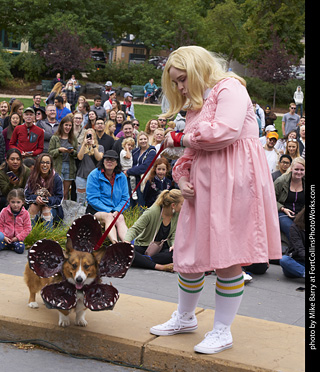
[{"xmin": 162, "ymin": 45, "xmax": 246, "ymax": 118}]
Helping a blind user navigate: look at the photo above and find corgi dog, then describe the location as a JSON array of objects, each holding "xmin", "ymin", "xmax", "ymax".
[{"xmin": 24, "ymin": 238, "xmax": 106, "ymax": 327}]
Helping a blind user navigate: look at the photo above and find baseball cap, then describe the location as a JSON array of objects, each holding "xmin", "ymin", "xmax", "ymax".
[
  {"xmin": 265, "ymin": 125, "xmax": 276, "ymax": 132},
  {"xmin": 266, "ymin": 131, "xmax": 279, "ymax": 140},
  {"xmin": 124, "ymin": 92, "xmax": 133, "ymax": 99},
  {"xmin": 105, "ymin": 81, "xmax": 112, "ymax": 86},
  {"xmin": 24, "ymin": 107, "xmax": 35, "ymax": 114}
]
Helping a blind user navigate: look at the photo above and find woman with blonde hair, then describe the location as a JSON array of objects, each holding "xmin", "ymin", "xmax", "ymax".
[
  {"xmin": 274, "ymin": 156, "xmax": 305, "ymax": 241},
  {"xmin": 46, "ymin": 82, "xmax": 63, "ymax": 105},
  {"xmin": 75, "ymin": 128, "xmax": 104, "ymax": 205},
  {"xmin": 124, "ymin": 189, "xmax": 184, "ymax": 271},
  {"xmin": 150, "ymin": 46, "xmax": 281, "ymax": 354},
  {"xmin": 285, "ymin": 138, "xmax": 300, "ymax": 160},
  {"xmin": 105, "ymin": 120, "xmax": 118, "ymax": 140}
]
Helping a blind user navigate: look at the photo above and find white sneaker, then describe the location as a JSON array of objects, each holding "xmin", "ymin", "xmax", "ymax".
[
  {"xmin": 150, "ymin": 311, "xmax": 198, "ymax": 336},
  {"xmin": 194, "ymin": 322, "xmax": 233, "ymax": 354},
  {"xmin": 132, "ymin": 191, "xmax": 138, "ymax": 200}
]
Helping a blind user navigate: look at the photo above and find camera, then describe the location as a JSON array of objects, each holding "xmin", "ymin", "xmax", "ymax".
[{"xmin": 86, "ymin": 133, "xmax": 92, "ymax": 139}]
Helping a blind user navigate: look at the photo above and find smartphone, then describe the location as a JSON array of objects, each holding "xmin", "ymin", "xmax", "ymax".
[
  {"xmin": 41, "ymin": 198, "xmax": 49, "ymax": 203},
  {"xmin": 86, "ymin": 133, "xmax": 92, "ymax": 139},
  {"xmin": 67, "ymin": 146, "xmax": 74, "ymax": 150},
  {"xmin": 6, "ymin": 171, "xmax": 19, "ymax": 181},
  {"xmin": 25, "ymin": 151, "xmax": 33, "ymax": 155}
]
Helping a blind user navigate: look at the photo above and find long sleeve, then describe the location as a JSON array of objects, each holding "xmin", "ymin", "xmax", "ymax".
[{"xmin": 188, "ymin": 80, "xmax": 247, "ymax": 151}]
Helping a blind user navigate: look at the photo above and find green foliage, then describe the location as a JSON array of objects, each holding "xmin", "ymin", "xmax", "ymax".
[
  {"xmin": 0, "ymin": 45, "xmax": 13, "ymax": 86},
  {"xmin": 10, "ymin": 52, "xmax": 46, "ymax": 81},
  {"xmin": 24, "ymin": 206, "xmax": 145, "ymax": 249},
  {"xmin": 89, "ymin": 62, "xmax": 163, "ymax": 86},
  {"xmin": 246, "ymin": 77, "xmax": 305, "ymax": 107}
]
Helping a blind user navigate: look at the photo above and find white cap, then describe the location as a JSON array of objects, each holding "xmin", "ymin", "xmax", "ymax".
[
  {"xmin": 105, "ymin": 81, "xmax": 112, "ymax": 86},
  {"xmin": 124, "ymin": 92, "xmax": 133, "ymax": 98}
]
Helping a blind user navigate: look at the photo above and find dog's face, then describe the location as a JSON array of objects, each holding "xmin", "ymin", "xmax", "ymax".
[{"xmin": 63, "ymin": 238, "xmax": 106, "ymax": 290}]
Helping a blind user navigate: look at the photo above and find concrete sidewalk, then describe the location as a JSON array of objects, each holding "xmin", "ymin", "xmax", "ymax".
[{"xmin": 0, "ymin": 273, "xmax": 304, "ymax": 372}]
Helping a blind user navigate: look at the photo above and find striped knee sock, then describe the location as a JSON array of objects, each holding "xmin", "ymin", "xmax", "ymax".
[
  {"xmin": 178, "ymin": 273, "xmax": 205, "ymax": 315},
  {"xmin": 214, "ymin": 273, "xmax": 244, "ymax": 327}
]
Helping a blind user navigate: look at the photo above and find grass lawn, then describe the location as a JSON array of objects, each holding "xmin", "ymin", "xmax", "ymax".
[{"xmin": 1, "ymin": 96, "xmax": 162, "ymax": 132}]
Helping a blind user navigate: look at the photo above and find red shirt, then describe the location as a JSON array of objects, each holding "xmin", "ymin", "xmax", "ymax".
[{"xmin": 9, "ymin": 123, "xmax": 44, "ymax": 156}]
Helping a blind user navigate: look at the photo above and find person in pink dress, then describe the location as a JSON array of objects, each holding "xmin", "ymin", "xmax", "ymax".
[{"xmin": 149, "ymin": 46, "xmax": 282, "ymax": 354}]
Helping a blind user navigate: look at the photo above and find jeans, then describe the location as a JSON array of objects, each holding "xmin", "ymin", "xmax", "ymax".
[
  {"xmin": 279, "ymin": 212, "xmax": 294, "ymax": 241},
  {"xmin": 295, "ymin": 104, "xmax": 303, "ymax": 117},
  {"xmin": 280, "ymin": 255, "xmax": 305, "ymax": 278},
  {"xmin": 0, "ymin": 232, "xmax": 25, "ymax": 254}
]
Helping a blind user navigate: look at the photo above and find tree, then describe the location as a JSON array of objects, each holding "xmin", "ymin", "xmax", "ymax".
[
  {"xmin": 38, "ymin": 28, "xmax": 91, "ymax": 81},
  {"xmin": 242, "ymin": 0, "xmax": 305, "ymax": 61},
  {"xmin": 204, "ymin": 0, "xmax": 247, "ymax": 64},
  {"xmin": 249, "ymin": 32, "xmax": 299, "ymax": 108}
]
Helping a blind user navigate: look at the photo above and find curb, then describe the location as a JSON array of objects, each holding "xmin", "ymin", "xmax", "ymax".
[{"xmin": 0, "ymin": 274, "xmax": 304, "ymax": 372}]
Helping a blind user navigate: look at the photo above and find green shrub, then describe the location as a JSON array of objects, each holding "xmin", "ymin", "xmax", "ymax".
[
  {"xmin": 89, "ymin": 61, "xmax": 163, "ymax": 86},
  {"xmin": 10, "ymin": 52, "xmax": 46, "ymax": 81}
]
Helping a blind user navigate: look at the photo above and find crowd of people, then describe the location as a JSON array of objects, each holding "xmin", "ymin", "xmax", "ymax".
[{"xmin": 0, "ymin": 72, "xmax": 305, "ymax": 286}]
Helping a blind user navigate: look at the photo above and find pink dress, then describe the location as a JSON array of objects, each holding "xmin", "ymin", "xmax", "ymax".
[{"xmin": 172, "ymin": 78, "xmax": 282, "ymax": 273}]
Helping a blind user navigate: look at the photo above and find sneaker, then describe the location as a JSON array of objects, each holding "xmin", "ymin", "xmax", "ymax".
[
  {"xmin": 194, "ymin": 322, "xmax": 233, "ymax": 354},
  {"xmin": 150, "ymin": 311, "xmax": 198, "ymax": 336},
  {"xmin": 243, "ymin": 272, "xmax": 252, "ymax": 284},
  {"xmin": 132, "ymin": 191, "xmax": 138, "ymax": 200}
]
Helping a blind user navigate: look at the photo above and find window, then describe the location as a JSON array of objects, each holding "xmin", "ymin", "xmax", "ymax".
[{"xmin": 1, "ymin": 30, "xmax": 20, "ymax": 50}]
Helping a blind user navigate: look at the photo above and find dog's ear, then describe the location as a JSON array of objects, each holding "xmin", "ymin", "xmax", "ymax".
[
  {"xmin": 65, "ymin": 237, "xmax": 75, "ymax": 255},
  {"xmin": 93, "ymin": 246, "xmax": 106, "ymax": 264}
]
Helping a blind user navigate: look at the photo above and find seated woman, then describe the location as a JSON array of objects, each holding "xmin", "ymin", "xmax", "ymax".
[
  {"xmin": 0, "ymin": 149, "xmax": 31, "ymax": 211},
  {"xmin": 48, "ymin": 115, "xmax": 78, "ymax": 200},
  {"xmin": 86, "ymin": 149, "xmax": 129, "ymax": 244},
  {"xmin": 274, "ymin": 156, "xmax": 305, "ymax": 242},
  {"xmin": 125, "ymin": 131, "xmax": 157, "ymax": 207},
  {"xmin": 25, "ymin": 153, "xmax": 64, "ymax": 229},
  {"xmin": 124, "ymin": 189, "xmax": 184, "ymax": 271},
  {"xmin": 76, "ymin": 128, "xmax": 104, "ymax": 205}
]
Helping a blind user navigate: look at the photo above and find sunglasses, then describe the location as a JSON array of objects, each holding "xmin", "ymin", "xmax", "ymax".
[
  {"xmin": 290, "ymin": 107, "xmax": 296, "ymax": 109},
  {"xmin": 287, "ymin": 138, "xmax": 297, "ymax": 142}
]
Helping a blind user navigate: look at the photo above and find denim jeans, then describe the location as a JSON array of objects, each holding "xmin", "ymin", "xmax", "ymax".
[
  {"xmin": 280, "ymin": 255, "xmax": 305, "ymax": 278},
  {"xmin": 278, "ymin": 212, "xmax": 294, "ymax": 241}
]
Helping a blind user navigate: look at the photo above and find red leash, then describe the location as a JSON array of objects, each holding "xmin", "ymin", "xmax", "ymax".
[{"xmin": 94, "ymin": 143, "xmax": 164, "ymax": 250}]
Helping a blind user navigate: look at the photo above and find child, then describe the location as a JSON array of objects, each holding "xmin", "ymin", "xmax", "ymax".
[
  {"xmin": 143, "ymin": 158, "xmax": 172, "ymax": 208},
  {"xmin": 120, "ymin": 137, "xmax": 138, "ymax": 200},
  {"xmin": 0, "ymin": 188, "xmax": 32, "ymax": 254}
]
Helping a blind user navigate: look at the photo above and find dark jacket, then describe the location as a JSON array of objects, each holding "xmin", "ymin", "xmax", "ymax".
[
  {"xmin": 126, "ymin": 146, "xmax": 157, "ymax": 180},
  {"xmin": 286, "ymin": 223, "xmax": 305, "ymax": 261}
]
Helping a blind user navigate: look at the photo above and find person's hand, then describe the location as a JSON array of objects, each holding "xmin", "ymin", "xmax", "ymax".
[
  {"xmin": 169, "ymin": 245, "xmax": 174, "ymax": 252},
  {"xmin": 164, "ymin": 132, "xmax": 174, "ymax": 148},
  {"xmin": 178, "ymin": 177, "xmax": 195, "ymax": 199},
  {"xmin": 282, "ymin": 207, "xmax": 295, "ymax": 218},
  {"xmin": 8, "ymin": 175, "xmax": 19, "ymax": 185},
  {"xmin": 35, "ymin": 196, "xmax": 46, "ymax": 205},
  {"xmin": 112, "ymin": 211, "xmax": 119, "ymax": 218},
  {"xmin": 58, "ymin": 147, "xmax": 68, "ymax": 153},
  {"xmin": 11, "ymin": 237, "xmax": 18, "ymax": 243},
  {"xmin": 4, "ymin": 236, "xmax": 11, "ymax": 244}
]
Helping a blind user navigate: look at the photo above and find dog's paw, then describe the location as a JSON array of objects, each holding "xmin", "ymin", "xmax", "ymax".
[
  {"xmin": 28, "ymin": 302, "xmax": 39, "ymax": 309},
  {"xmin": 58, "ymin": 313, "xmax": 70, "ymax": 327},
  {"xmin": 75, "ymin": 318, "xmax": 88, "ymax": 327}
]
